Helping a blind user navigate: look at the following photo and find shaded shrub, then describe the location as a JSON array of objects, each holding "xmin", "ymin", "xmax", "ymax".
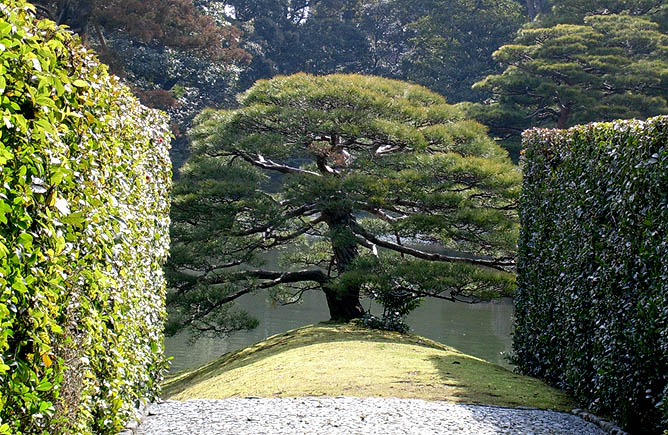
[
  {"xmin": 516, "ymin": 116, "xmax": 667, "ymax": 434},
  {"xmin": 136, "ymin": 88, "xmax": 180, "ymax": 110},
  {"xmin": 0, "ymin": 1, "xmax": 171, "ymax": 433}
]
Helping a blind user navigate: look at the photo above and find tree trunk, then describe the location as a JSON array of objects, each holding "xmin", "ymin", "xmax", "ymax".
[
  {"xmin": 557, "ymin": 104, "xmax": 571, "ymax": 129},
  {"xmin": 323, "ymin": 288, "xmax": 365, "ymax": 321},
  {"xmin": 50, "ymin": 0, "xmax": 95, "ymax": 39},
  {"xmin": 322, "ymin": 209, "xmax": 365, "ymax": 321},
  {"xmin": 93, "ymin": 23, "xmax": 109, "ymax": 57},
  {"xmin": 526, "ymin": 0, "xmax": 548, "ymax": 20}
]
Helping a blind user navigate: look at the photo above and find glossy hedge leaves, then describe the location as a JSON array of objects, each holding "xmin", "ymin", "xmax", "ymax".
[
  {"xmin": 516, "ymin": 116, "xmax": 668, "ymax": 434},
  {"xmin": 0, "ymin": 1, "xmax": 171, "ymax": 433}
]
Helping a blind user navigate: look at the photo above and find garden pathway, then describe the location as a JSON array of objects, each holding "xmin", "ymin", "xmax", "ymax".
[{"xmin": 135, "ymin": 397, "xmax": 608, "ymax": 434}]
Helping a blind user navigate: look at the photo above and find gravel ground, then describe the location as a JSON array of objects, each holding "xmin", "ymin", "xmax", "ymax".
[{"xmin": 136, "ymin": 397, "xmax": 606, "ymax": 434}]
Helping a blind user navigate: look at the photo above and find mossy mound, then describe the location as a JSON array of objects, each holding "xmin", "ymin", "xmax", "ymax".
[{"xmin": 163, "ymin": 323, "xmax": 574, "ymax": 411}]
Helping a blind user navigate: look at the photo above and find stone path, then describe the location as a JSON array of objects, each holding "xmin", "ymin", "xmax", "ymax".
[{"xmin": 136, "ymin": 397, "xmax": 607, "ymax": 434}]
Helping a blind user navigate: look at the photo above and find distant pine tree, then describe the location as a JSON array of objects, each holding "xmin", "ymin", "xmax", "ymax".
[{"xmin": 471, "ymin": 14, "xmax": 668, "ymax": 142}]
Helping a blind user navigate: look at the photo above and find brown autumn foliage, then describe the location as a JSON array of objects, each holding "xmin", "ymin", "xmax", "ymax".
[
  {"xmin": 97, "ymin": 0, "xmax": 249, "ymax": 62},
  {"xmin": 32, "ymin": 0, "xmax": 250, "ymax": 63},
  {"xmin": 135, "ymin": 88, "xmax": 180, "ymax": 110}
]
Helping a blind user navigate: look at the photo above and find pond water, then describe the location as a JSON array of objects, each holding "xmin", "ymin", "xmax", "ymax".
[{"xmin": 164, "ymin": 291, "xmax": 515, "ymax": 373}]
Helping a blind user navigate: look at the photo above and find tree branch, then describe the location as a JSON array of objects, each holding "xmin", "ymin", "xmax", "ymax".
[
  {"xmin": 353, "ymin": 225, "xmax": 515, "ymax": 271},
  {"xmin": 267, "ymin": 215, "xmax": 325, "ymax": 244},
  {"xmin": 235, "ymin": 150, "xmax": 321, "ymax": 177},
  {"xmin": 174, "ymin": 267, "xmax": 330, "ymax": 329},
  {"xmin": 362, "ymin": 207, "xmax": 408, "ymax": 224},
  {"xmin": 227, "ymin": 269, "xmax": 330, "ymax": 287},
  {"xmin": 234, "ymin": 204, "xmax": 318, "ymax": 236}
]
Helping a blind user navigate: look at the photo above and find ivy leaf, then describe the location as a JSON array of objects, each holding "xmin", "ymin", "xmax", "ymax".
[
  {"xmin": 41, "ymin": 353, "xmax": 52, "ymax": 368},
  {"xmin": 0, "ymin": 201, "xmax": 10, "ymax": 225},
  {"xmin": 11, "ymin": 279, "xmax": 27, "ymax": 294},
  {"xmin": 54, "ymin": 197, "xmax": 70, "ymax": 215},
  {"xmin": 61, "ymin": 212, "xmax": 85, "ymax": 226},
  {"xmin": 31, "ymin": 57, "xmax": 42, "ymax": 72},
  {"xmin": 36, "ymin": 381, "xmax": 53, "ymax": 391},
  {"xmin": 17, "ymin": 233, "xmax": 33, "ymax": 248},
  {"xmin": 0, "ymin": 146, "xmax": 10, "ymax": 165}
]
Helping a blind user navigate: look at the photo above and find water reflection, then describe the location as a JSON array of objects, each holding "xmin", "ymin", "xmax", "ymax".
[{"xmin": 165, "ymin": 291, "xmax": 514, "ymax": 373}]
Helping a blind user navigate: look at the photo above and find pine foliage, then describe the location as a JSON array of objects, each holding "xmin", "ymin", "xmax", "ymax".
[
  {"xmin": 168, "ymin": 74, "xmax": 519, "ymax": 335},
  {"xmin": 472, "ymin": 9, "xmax": 668, "ymax": 140}
]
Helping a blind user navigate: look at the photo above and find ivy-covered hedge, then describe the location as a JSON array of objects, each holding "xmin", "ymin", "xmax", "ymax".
[
  {"xmin": 0, "ymin": 2, "xmax": 171, "ymax": 433},
  {"xmin": 516, "ymin": 116, "xmax": 667, "ymax": 434}
]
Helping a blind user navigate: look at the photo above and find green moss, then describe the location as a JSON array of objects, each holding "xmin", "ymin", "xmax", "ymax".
[{"xmin": 163, "ymin": 323, "xmax": 574, "ymax": 411}]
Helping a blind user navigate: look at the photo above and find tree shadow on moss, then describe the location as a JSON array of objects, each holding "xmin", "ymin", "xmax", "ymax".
[{"xmin": 427, "ymin": 355, "xmax": 575, "ymax": 410}]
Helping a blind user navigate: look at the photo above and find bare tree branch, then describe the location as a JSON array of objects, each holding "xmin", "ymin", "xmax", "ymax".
[
  {"xmin": 235, "ymin": 150, "xmax": 321, "ymax": 177},
  {"xmin": 227, "ymin": 269, "xmax": 330, "ymax": 286},
  {"xmin": 362, "ymin": 207, "xmax": 408, "ymax": 223},
  {"xmin": 174, "ymin": 267, "xmax": 331, "ymax": 330},
  {"xmin": 353, "ymin": 225, "xmax": 515, "ymax": 271}
]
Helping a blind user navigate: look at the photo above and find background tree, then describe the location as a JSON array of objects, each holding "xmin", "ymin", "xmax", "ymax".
[
  {"xmin": 34, "ymin": 0, "xmax": 251, "ymax": 171},
  {"xmin": 524, "ymin": 0, "xmax": 550, "ymax": 19},
  {"xmin": 211, "ymin": 0, "xmax": 527, "ymax": 103},
  {"xmin": 217, "ymin": 0, "xmax": 373, "ymax": 89},
  {"xmin": 33, "ymin": 0, "xmax": 248, "ymax": 66},
  {"xmin": 299, "ymin": 0, "xmax": 373, "ymax": 74},
  {"xmin": 397, "ymin": 0, "xmax": 526, "ymax": 102},
  {"xmin": 355, "ymin": 0, "xmax": 411, "ymax": 77},
  {"xmin": 167, "ymin": 74, "xmax": 519, "ymax": 336},
  {"xmin": 541, "ymin": 0, "xmax": 668, "ymax": 31},
  {"xmin": 469, "ymin": 14, "xmax": 668, "ymax": 145}
]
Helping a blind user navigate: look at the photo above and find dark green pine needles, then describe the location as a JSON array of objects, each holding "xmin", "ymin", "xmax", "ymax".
[
  {"xmin": 167, "ymin": 74, "xmax": 520, "ymax": 336},
  {"xmin": 472, "ymin": 14, "xmax": 668, "ymax": 137}
]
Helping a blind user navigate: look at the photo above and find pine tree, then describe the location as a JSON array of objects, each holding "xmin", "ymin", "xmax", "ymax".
[
  {"xmin": 543, "ymin": 0, "xmax": 667, "ymax": 31},
  {"xmin": 167, "ymin": 74, "xmax": 519, "ymax": 336},
  {"xmin": 471, "ymin": 14, "xmax": 668, "ymax": 141},
  {"xmin": 398, "ymin": 0, "xmax": 526, "ymax": 102}
]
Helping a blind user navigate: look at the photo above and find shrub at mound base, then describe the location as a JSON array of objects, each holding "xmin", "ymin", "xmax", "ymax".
[{"xmin": 0, "ymin": 1, "xmax": 172, "ymax": 433}]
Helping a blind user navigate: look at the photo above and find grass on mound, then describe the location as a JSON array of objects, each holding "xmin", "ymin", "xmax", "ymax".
[{"xmin": 162, "ymin": 323, "xmax": 574, "ymax": 410}]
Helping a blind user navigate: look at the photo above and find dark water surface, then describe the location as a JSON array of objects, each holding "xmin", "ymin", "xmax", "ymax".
[{"xmin": 165, "ymin": 292, "xmax": 514, "ymax": 373}]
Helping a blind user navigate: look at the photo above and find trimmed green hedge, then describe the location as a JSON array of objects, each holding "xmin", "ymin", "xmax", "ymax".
[
  {"xmin": 516, "ymin": 116, "xmax": 667, "ymax": 434},
  {"xmin": 0, "ymin": 2, "xmax": 171, "ymax": 433}
]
